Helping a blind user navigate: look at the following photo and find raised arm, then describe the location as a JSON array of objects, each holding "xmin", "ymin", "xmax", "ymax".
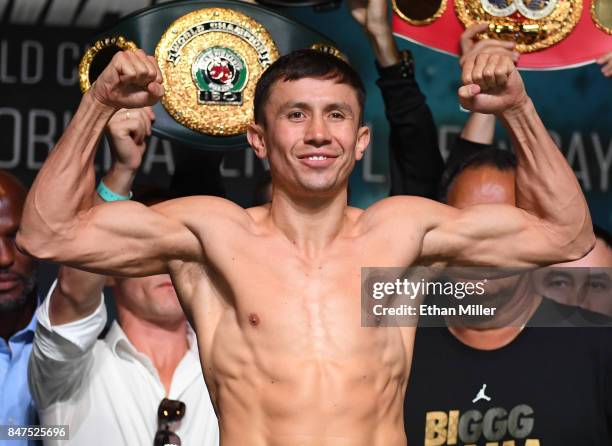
[
  {"xmin": 457, "ymin": 23, "xmax": 519, "ymax": 149},
  {"xmin": 50, "ymin": 107, "xmax": 155, "ymax": 325},
  {"xmin": 448, "ymin": 23, "xmax": 519, "ymax": 165},
  {"xmin": 348, "ymin": 0, "xmax": 442, "ymax": 199},
  {"xmin": 368, "ymin": 52, "xmax": 594, "ymax": 267},
  {"xmin": 17, "ymin": 50, "xmax": 203, "ymax": 276},
  {"xmin": 425, "ymin": 51, "xmax": 594, "ymax": 265}
]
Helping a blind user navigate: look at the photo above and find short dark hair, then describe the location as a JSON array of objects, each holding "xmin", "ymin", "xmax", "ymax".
[
  {"xmin": 253, "ymin": 49, "xmax": 366, "ymax": 125},
  {"xmin": 439, "ymin": 148, "xmax": 517, "ymax": 203}
]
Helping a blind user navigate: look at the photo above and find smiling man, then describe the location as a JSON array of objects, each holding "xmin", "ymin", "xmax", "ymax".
[{"xmin": 18, "ymin": 48, "xmax": 594, "ymax": 445}]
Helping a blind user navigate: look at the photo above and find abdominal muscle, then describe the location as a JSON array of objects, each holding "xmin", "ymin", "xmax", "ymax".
[{"xmin": 192, "ymin": 282, "xmax": 415, "ymax": 446}]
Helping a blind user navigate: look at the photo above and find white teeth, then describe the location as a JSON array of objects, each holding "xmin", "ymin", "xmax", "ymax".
[{"xmin": 308, "ymin": 156, "xmax": 327, "ymax": 160}]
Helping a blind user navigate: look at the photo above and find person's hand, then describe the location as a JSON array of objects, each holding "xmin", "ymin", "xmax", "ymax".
[
  {"xmin": 347, "ymin": 0, "xmax": 388, "ymax": 35},
  {"xmin": 597, "ymin": 51, "xmax": 612, "ymax": 77},
  {"xmin": 460, "ymin": 23, "xmax": 519, "ymax": 65},
  {"xmin": 459, "ymin": 52, "xmax": 528, "ymax": 115},
  {"xmin": 347, "ymin": 0, "xmax": 399, "ymax": 67},
  {"xmin": 90, "ymin": 49, "xmax": 164, "ymax": 110},
  {"xmin": 106, "ymin": 107, "xmax": 155, "ymax": 173}
]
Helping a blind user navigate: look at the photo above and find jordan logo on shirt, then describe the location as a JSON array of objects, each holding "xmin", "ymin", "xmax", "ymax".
[{"xmin": 472, "ymin": 383, "xmax": 492, "ymax": 403}]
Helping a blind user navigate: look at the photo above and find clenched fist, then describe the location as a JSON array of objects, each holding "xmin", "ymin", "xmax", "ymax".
[
  {"xmin": 90, "ymin": 49, "xmax": 164, "ymax": 110},
  {"xmin": 459, "ymin": 52, "xmax": 528, "ymax": 115},
  {"xmin": 106, "ymin": 107, "xmax": 155, "ymax": 172}
]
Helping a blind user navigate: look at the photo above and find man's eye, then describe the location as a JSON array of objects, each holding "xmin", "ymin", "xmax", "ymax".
[
  {"xmin": 547, "ymin": 279, "xmax": 570, "ymax": 288},
  {"xmin": 329, "ymin": 112, "xmax": 344, "ymax": 119},
  {"xmin": 289, "ymin": 111, "xmax": 305, "ymax": 119},
  {"xmin": 588, "ymin": 280, "xmax": 609, "ymax": 291}
]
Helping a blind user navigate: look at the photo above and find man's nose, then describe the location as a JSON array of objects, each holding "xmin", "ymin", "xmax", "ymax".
[
  {"xmin": 304, "ymin": 114, "xmax": 332, "ymax": 147},
  {"xmin": 0, "ymin": 237, "xmax": 15, "ymax": 269}
]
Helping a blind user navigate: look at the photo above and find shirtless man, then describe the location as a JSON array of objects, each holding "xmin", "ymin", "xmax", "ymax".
[{"xmin": 18, "ymin": 47, "xmax": 593, "ymax": 445}]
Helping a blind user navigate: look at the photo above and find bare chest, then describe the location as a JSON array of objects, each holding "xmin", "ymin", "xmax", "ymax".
[{"xmin": 205, "ymin": 235, "xmax": 417, "ymax": 356}]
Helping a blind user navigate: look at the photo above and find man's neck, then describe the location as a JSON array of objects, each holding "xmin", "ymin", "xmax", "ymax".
[
  {"xmin": 0, "ymin": 291, "xmax": 37, "ymax": 342},
  {"xmin": 119, "ymin": 310, "xmax": 189, "ymax": 394},
  {"xmin": 269, "ymin": 187, "xmax": 350, "ymax": 255}
]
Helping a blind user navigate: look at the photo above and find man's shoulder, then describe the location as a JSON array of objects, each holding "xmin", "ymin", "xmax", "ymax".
[
  {"xmin": 360, "ymin": 195, "xmax": 445, "ymax": 229},
  {"xmin": 364, "ymin": 195, "xmax": 439, "ymax": 214},
  {"xmin": 156, "ymin": 195, "xmax": 244, "ymax": 213},
  {"xmin": 153, "ymin": 195, "xmax": 253, "ymax": 230},
  {"xmin": 246, "ymin": 204, "xmax": 271, "ymax": 221}
]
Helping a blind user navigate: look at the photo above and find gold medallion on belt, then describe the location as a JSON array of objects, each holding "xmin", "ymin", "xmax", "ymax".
[
  {"xmin": 155, "ymin": 8, "xmax": 280, "ymax": 136},
  {"xmin": 455, "ymin": 0, "xmax": 583, "ymax": 52}
]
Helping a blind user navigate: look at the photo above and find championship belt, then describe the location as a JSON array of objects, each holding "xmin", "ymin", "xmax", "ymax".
[
  {"xmin": 392, "ymin": 0, "xmax": 612, "ymax": 69},
  {"xmin": 79, "ymin": 0, "xmax": 345, "ymax": 150}
]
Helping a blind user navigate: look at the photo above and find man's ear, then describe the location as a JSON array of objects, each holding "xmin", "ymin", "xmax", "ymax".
[
  {"xmin": 354, "ymin": 124, "xmax": 370, "ymax": 161},
  {"xmin": 247, "ymin": 122, "xmax": 267, "ymax": 159}
]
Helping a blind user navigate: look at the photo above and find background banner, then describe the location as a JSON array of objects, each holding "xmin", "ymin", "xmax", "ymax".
[{"xmin": 1, "ymin": 0, "xmax": 610, "ymax": 231}]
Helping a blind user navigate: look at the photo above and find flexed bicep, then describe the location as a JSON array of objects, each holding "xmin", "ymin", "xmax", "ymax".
[
  {"xmin": 19, "ymin": 198, "xmax": 203, "ymax": 277},
  {"xmin": 421, "ymin": 202, "xmax": 588, "ymax": 267}
]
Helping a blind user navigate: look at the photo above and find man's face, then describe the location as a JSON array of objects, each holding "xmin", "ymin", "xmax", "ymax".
[
  {"xmin": 0, "ymin": 179, "xmax": 36, "ymax": 311},
  {"xmin": 248, "ymin": 77, "xmax": 370, "ymax": 198},
  {"xmin": 114, "ymin": 274, "xmax": 185, "ymax": 325},
  {"xmin": 534, "ymin": 238, "xmax": 612, "ymax": 315}
]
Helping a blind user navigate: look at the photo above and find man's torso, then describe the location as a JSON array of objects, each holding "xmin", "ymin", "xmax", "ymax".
[{"xmin": 170, "ymin": 203, "xmax": 423, "ymax": 445}]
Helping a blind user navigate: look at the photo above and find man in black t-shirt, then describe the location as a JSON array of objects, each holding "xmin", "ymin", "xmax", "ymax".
[
  {"xmin": 404, "ymin": 150, "xmax": 612, "ymax": 446},
  {"xmin": 406, "ymin": 311, "xmax": 612, "ymax": 446}
]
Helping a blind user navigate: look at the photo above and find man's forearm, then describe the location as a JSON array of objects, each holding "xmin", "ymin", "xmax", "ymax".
[
  {"xmin": 500, "ymin": 99, "xmax": 594, "ymax": 253},
  {"xmin": 461, "ymin": 113, "xmax": 495, "ymax": 145},
  {"xmin": 18, "ymin": 91, "xmax": 116, "ymax": 256},
  {"xmin": 367, "ymin": 28, "xmax": 400, "ymax": 67},
  {"xmin": 375, "ymin": 48, "xmax": 443, "ymax": 198}
]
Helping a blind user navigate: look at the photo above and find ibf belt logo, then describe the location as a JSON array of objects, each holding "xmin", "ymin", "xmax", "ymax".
[
  {"xmin": 481, "ymin": 0, "xmax": 558, "ymax": 19},
  {"xmin": 425, "ymin": 405, "xmax": 541, "ymax": 445},
  {"xmin": 192, "ymin": 46, "xmax": 248, "ymax": 105},
  {"xmin": 455, "ymin": 0, "xmax": 581, "ymax": 54}
]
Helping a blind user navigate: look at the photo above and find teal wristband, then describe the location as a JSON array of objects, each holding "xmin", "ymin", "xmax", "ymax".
[{"xmin": 96, "ymin": 180, "xmax": 133, "ymax": 202}]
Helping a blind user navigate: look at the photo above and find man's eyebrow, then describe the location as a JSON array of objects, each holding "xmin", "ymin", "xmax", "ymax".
[
  {"xmin": 324, "ymin": 102, "xmax": 354, "ymax": 114},
  {"xmin": 587, "ymin": 272, "xmax": 612, "ymax": 282},
  {"xmin": 277, "ymin": 102, "xmax": 354, "ymax": 114},
  {"xmin": 278, "ymin": 101, "xmax": 311, "ymax": 111},
  {"xmin": 543, "ymin": 270, "xmax": 574, "ymax": 282}
]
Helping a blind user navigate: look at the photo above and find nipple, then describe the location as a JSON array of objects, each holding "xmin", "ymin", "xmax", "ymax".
[{"xmin": 248, "ymin": 313, "xmax": 260, "ymax": 327}]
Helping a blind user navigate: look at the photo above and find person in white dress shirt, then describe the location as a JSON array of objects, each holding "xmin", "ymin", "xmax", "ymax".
[{"xmin": 27, "ymin": 107, "xmax": 218, "ymax": 446}]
